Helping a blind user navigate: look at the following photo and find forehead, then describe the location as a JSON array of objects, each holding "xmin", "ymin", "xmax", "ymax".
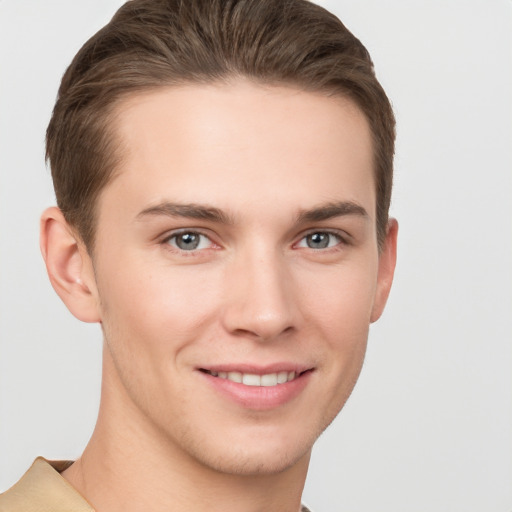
[{"xmin": 103, "ymin": 80, "xmax": 375, "ymax": 220}]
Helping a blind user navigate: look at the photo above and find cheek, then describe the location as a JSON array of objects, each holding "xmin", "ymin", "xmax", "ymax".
[
  {"xmin": 96, "ymin": 257, "xmax": 224, "ymax": 358},
  {"xmin": 298, "ymin": 261, "xmax": 377, "ymax": 394},
  {"xmin": 301, "ymin": 260, "xmax": 378, "ymax": 337},
  {"xmin": 95, "ymin": 258, "xmax": 226, "ymax": 416}
]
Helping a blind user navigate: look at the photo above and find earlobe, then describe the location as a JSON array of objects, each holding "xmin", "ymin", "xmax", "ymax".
[
  {"xmin": 40, "ymin": 207, "xmax": 101, "ymax": 323},
  {"xmin": 370, "ymin": 218, "xmax": 398, "ymax": 323}
]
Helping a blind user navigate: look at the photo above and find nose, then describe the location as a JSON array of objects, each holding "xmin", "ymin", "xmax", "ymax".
[{"xmin": 221, "ymin": 247, "xmax": 299, "ymax": 342}]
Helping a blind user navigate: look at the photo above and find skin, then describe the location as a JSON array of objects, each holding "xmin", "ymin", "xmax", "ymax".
[{"xmin": 40, "ymin": 80, "xmax": 397, "ymax": 512}]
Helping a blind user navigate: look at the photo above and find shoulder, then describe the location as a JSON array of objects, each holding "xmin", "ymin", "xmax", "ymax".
[{"xmin": 0, "ymin": 458, "xmax": 93, "ymax": 512}]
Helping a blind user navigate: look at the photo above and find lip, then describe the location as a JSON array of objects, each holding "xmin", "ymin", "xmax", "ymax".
[
  {"xmin": 197, "ymin": 363, "xmax": 314, "ymax": 410},
  {"xmin": 200, "ymin": 362, "xmax": 312, "ymax": 375}
]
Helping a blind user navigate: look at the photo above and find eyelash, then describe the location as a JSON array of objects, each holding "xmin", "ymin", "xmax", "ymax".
[{"xmin": 160, "ymin": 229, "xmax": 349, "ymax": 255}]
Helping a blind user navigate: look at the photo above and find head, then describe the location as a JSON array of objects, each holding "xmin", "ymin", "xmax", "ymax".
[
  {"xmin": 46, "ymin": 0, "xmax": 395, "ymax": 253},
  {"xmin": 41, "ymin": 0, "xmax": 397, "ymax": 477}
]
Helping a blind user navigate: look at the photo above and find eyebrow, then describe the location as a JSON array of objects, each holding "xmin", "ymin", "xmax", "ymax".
[
  {"xmin": 136, "ymin": 200, "xmax": 368, "ymax": 225},
  {"xmin": 136, "ymin": 202, "xmax": 233, "ymax": 224},
  {"xmin": 296, "ymin": 201, "xmax": 369, "ymax": 223}
]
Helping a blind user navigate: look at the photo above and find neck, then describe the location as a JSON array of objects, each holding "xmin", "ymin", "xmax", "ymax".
[{"xmin": 63, "ymin": 350, "xmax": 310, "ymax": 512}]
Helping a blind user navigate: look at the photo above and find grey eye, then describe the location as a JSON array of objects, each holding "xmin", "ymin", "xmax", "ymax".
[
  {"xmin": 306, "ymin": 232, "xmax": 330, "ymax": 249},
  {"xmin": 168, "ymin": 232, "xmax": 211, "ymax": 251},
  {"xmin": 175, "ymin": 233, "xmax": 200, "ymax": 250},
  {"xmin": 297, "ymin": 232, "xmax": 341, "ymax": 249}
]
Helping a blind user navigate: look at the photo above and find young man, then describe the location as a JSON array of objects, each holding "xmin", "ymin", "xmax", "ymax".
[{"xmin": 0, "ymin": 0, "xmax": 397, "ymax": 511}]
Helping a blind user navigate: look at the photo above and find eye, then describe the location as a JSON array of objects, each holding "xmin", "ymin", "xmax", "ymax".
[
  {"xmin": 165, "ymin": 231, "xmax": 213, "ymax": 251},
  {"xmin": 296, "ymin": 231, "xmax": 342, "ymax": 250}
]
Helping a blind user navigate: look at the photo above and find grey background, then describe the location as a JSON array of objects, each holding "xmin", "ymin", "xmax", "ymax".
[{"xmin": 1, "ymin": 1, "xmax": 511, "ymax": 510}]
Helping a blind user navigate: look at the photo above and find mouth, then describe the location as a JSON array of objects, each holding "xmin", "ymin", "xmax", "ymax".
[
  {"xmin": 199, "ymin": 368, "xmax": 311, "ymax": 387},
  {"xmin": 198, "ymin": 366, "xmax": 314, "ymax": 409}
]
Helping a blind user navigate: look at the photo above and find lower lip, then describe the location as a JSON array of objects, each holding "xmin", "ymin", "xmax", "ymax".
[{"xmin": 199, "ymin": 370, "xmax": 313, "ymax": 410}]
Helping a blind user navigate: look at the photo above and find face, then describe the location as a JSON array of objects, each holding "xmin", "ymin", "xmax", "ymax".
[{"xmin": 84, "ymin": 81, "xmax": 395, "ymax": 475}]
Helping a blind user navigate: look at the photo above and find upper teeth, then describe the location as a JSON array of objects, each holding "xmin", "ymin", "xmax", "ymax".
[{"xmin": 207, "ymin": 370, "xmax": 297, "ymax": 387}]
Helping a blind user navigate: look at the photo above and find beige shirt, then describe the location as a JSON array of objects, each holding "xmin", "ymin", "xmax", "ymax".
[
  {"xmin": 0, "ymin": 458, "xmax": 312, "ymax": 512},
  {"xmin": 0, "ymin": 458, "xmax": 94, "ymax": 511}
]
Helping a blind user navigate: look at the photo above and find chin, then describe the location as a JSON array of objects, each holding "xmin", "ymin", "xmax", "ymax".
[
  {"xmin": 173, "ymin": 416, "xmax": 328, "ymax": 477},
  {"xmin": 192, "ymin": 442, "xmax": 311, "ymax": 476}
]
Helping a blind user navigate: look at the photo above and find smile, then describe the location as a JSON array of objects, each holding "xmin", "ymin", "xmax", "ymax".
[
  {"xmin": 199, "ymin": 366, "xmax": 313, "ymax": 410},
  {"xmin": 202, "ymin": 370, "xmax": 298, "ymax": 387}
]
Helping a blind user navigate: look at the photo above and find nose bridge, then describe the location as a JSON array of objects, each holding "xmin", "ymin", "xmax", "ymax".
[{"xmin": 221, "ymin": 240, "xmax": 297, "ymax": 340}]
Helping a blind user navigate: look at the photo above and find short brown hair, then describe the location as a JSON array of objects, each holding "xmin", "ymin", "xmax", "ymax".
[{"xmin": 46, "ymin": 0, "xmax": 395, "ymax": 250}]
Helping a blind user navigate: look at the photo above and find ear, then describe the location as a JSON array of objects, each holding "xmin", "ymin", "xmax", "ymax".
[
  {"xmin": 370, "ymin": 218, "xmax": 398, "ymax": 323},
  {"xmin": 40, "ymin": 207, "xmax": 101, "ymax": 323}
]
